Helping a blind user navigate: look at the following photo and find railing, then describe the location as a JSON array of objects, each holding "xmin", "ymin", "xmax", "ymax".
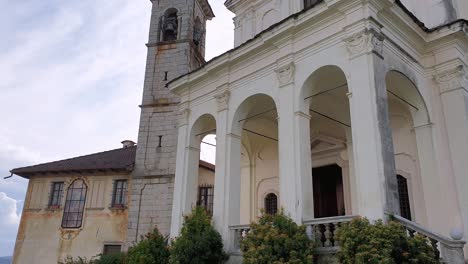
[
  {"xmin": 392, "ymin": 215, "xmax": 466, "ymax": 264},
  {"xmin": 229, "ymin": 224, "xmax": 251, "ymax": 255},
  {"xmin": 303, "ymin": 215, "xmax": 358, "ymax": 253},
  {"xmin": 229, "ymin": 215, "xmax": 358, "ymax": 254}
]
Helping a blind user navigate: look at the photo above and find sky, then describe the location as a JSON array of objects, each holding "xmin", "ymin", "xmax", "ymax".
[{"xmin": 0, "ymin": 0, "xmax": 234, "ymax": 257}]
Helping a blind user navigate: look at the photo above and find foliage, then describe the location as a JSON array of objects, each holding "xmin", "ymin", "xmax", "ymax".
[
  {"xmin": 96, "ymin": 253, "xmax": 126, "ymax": 264},
  {"xmin": 60, "ymin": 253, "xmax": 126, "ymax": 264},
  {"xmin": 241, "ymin": 210, "xmax": 314, "ymax": 264},
  {"xmin": 169, "ymin": 207, "xmax": 227, "ymax": 264},
  {"xmin": 126, "ymin": 227, "xmax": 170, "ymax": 264},
  {"xmin": 335, "ymin": 218, "xmax": 438, "ymax": 264}
]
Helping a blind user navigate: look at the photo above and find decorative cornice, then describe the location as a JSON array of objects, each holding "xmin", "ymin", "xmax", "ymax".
[
  {"xmin": 434, "ymin": 65, "xmax": 468, "ymax": 94},
  {"xmin": 214, "ymin": 90, "xmax": 231, "ymax": 112},
  {"xmin": 275, "ymin": 62, "xmax": 295, "ymax": 87},
  {"xmin": 344, "ymin": 29, "xmax": 385, "ymax": 60}
]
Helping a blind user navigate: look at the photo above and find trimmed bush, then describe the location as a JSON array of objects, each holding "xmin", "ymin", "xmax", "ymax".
[
  {"xmin": 335, "ymin": 218, "xmax": 438, "ymax": 264},
  {"xmin": 169, "ymin": 207, "xmax": 227, "ymax": 264},
  {"xmin": 241, "ymin": 211, "xmax": 314, "ymax": 264},
  {"xmin": 126, "ymin": 227, "xmax": 170, "ymax": 264}
]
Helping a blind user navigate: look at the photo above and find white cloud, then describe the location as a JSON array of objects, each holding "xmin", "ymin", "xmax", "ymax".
[{"xmin": 0, "ymin": 192, "xmax": 21, "ymax": 256}]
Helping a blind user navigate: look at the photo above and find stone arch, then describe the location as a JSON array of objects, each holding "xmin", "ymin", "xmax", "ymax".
[
  {"xmin": 299, "ymin": 65, "xmax": 349, "ymax": 113},
  {"xmin": 385, "ymin": 70, "xmax": 431, "ymax": 126},
  {"xmin": 231, "ymin": 93, "xmax": 278, "ymax": 136}
]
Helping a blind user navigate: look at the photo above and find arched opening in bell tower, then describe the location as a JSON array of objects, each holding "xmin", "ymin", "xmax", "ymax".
[{"xmin": 162, "ymin": 8, "xmax": 179, "ymax": 41}]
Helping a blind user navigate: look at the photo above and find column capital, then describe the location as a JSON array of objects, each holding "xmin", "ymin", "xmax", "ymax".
[
  {"xmin": 344, "ymin": 29, "xmax": 385, "ymax": 60},
  {"xmin": 214, "ymin": 90, "xmax": 231, "ymax": 112},
  {"xmin": 275, "ymin": 62, "xmax": 296, "ymax": 87},
  {"xmin": 434, "ymin": 65, "xmax": 468, "ymax": 94},
  {"xmin": 177, "ymin": 105, "xmax": 190, "ymax": 127}
]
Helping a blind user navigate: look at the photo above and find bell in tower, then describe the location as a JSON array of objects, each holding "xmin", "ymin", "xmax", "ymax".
[{"xmin": 162, "ymin": 8, "xmax": 179, "ymax": 41}]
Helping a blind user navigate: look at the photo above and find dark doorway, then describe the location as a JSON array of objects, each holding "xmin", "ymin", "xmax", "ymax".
[{"xmin": 313, "ymin": 164, "xmax": 345, "ymax": 218}]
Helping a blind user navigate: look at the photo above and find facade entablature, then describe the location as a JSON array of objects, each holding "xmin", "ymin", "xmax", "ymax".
[{"xmin": 169, "ymin": 0, "xmax": 468, "ymax": 97}]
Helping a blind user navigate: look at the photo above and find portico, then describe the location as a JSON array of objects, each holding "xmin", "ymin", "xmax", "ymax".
[{"xmin": 167, "ymin": 0, "xmax": 468, "ymax": 260}]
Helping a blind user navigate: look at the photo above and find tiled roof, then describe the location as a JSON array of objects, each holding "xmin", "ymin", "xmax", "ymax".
[
  {"xmin": 11, "ymin": 146, "xmax": 137, "ymax": 178},
  {"xmin": 10, "ymin": 146, "xmax": 216, "ymax": 178}
]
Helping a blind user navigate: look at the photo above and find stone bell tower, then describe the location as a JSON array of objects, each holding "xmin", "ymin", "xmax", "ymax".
[{"xmin": 127, "ymin": 0, "xmax": 214, "ymax": 244}]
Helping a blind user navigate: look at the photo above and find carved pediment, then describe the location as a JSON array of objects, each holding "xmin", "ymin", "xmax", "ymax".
[{"xmin": 310, "ymin": 135, "xmax": 346, "ymax": 155}]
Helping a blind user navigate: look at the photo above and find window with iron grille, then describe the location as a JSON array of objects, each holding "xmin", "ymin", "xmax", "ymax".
[
  {"xmin": 304, "ymin": 0, "xmax": 320, "ymax": 9},
  {"xmin": 397, "ymin": 175, "xmax": 412, "ymax": 221},
  {"xmin": 103, "ymin": 244, "xmax": 122, "ymax": 255},
  {"xmin": 61, "ymin": 179, "xmax": 87, "ymax": 229},
  {"xmin": 49, "ymin": 182, "xmax": 64, "ymax": 208},
  {"xmin": 265, "ymin": 193, "xmax": 278, "ymax": 215},
  {"xmin": 111, "ymin": 180, "xmax": 127, "ymax": 208},
  {"xmin": 197, "ymin": 185, "xmax": 214, "ymax": 216}
]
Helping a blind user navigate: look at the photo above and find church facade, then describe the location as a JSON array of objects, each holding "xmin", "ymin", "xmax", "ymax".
[{"xmin": 9, "ymin": 0, "xmax": 468, "ymax": 263}]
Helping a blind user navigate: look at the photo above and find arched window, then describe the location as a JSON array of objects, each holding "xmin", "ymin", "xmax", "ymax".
[
  {"xmin": 193, "ymin": 17, "xmax": 203, "ymax": 46},
  {"xmin": 162, "ymin": 8, "xmax": 178, "ymax": 41},
  {"xmin": 264, "ymin": 193, "xmax": 278, "ymax": 215},
  {"xmin": 62, "ymin": 179, "xmax": 87, "ymax": 228},
  {"xmin": 397, "ymin": 175, "xmax": 412, "ymax": 220}
]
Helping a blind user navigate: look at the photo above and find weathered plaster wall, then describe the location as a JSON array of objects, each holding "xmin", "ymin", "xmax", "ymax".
[{"xmin": 13, "ymin": 174, "xmax": 130, "ymax": 264}]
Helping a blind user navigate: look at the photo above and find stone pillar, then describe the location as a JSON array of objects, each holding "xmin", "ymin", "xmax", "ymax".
[
  {"xmin": 435, "ymin": 65, "xmax": 468, "ymax": 241},
  {"xmin": 220, "ymin": 132, "xmax": 242, "ymax": 252},
  {"xmin": 276, "ymin": 62, "xmax": 314, "ymax": 222},
  {"xmin": 170, "ymin": 107, "xmax": 198, "ymax": 238},
  {"xmin": 345, "ymin": 28, "xmax": 399, "ymax": 220},
  {"xmin": 212, "ymin": 90, "xmax": 230, "ymax": 232}
]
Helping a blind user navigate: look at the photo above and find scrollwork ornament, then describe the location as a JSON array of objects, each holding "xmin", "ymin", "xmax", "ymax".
[
  {"xmin": 214, "ymin": 90, "xmax": 230, "ymax": 112},
  {"xmin": 345, "ymin": 29, "xmax": 384, "ymax": 59},
  {"xmin": 275, "ymin": 62, "xmax": 295, "ymax": 87}
]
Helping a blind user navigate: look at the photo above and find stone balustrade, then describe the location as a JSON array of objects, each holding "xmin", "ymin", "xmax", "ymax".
[
  {"xmin": 392, "ymin": 214, "xmax": 466, "ymax": 264},
  {"xmin": 229, "ymin": 215, "xmax": 466, "ymax": 264}
]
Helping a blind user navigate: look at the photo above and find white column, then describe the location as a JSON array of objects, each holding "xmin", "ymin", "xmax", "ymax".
[
  {"xmin": 435, "ymin": 65, "xmax": 468, "ymax": 240},
  {"xmin": 345, "ymin": 29, "xmax": 399, "ymax": 220},
  {"xmin": 211, "ymin": 91, "xmax": 242, "ymax": 252},
  {"xmin": 276, "ymin": 63, "xmax": 313, "ymax": 222},
  {"xmin": 170, "ymin": 108, "xmax": 198, "ymax": 237}
]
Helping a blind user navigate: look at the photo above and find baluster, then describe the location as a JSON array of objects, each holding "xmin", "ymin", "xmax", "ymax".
[
  {"xmin": 314, "ymin": 225, "xmax": 323, "ymax": 247},
  {"xmin": 429, "ymin": 238, "xmax": 440, "ymax": 261},
  {"xmin": 333, "ymin": 222, "xmax": 340, "ymax": 247},
  {"xmin": 306, "ymin": 225, "xmax": 313, "ymax": 240},
  {"xmin": 324, "ymin": 223, "xmax": 332, "ymax": 247}
]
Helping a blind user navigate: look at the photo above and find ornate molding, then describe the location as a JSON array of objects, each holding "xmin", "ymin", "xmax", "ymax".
[
  {"xmin": 214, "ymin": 90, "xmax": 230, "ymax": 112},
  {"xmin": 275, "ymin": 62, "xmax": 295, "ymax": 87},
  {"xmin": 344, "ymin": 29, "xmax": 384, "ymax": 59},
  {"xmin": 434, "ymin": 65, "xmax": 468, "ymax": 94}
]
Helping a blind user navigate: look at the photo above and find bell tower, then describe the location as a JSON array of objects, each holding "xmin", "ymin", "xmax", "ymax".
[{"xmin": 127, "ymin": 0, "xmax": 214, "ymax": 243}]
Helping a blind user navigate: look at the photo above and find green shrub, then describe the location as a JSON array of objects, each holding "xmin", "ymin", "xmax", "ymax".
[
  {"xmin": 241, "ymin": 210, "xmax": 314, "ymax": 264},
  {"xmin": 95, "ymin": 253, "xmax": 126, "ymax": 264},
  {"xmin": 169, "ymin": 207, "xmax": 227, "ymax": 264},
  {"xmin": 126, "ymin": 227, "xmax": 170, "ymax": 264},
  {"xmin": 335, "ymin": 218, "xmax": 438, "ymax": 264}
]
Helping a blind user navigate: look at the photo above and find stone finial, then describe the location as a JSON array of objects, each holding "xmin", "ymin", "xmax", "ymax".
[
  {"xmin": 275, "ymin": 62, "xmax": 295, "ymax": 87},
  {"xmin": 434, "ymin": 65, "xmax": 468, "ymax": 94},
  {"xmin": 345, "ymin": 29, "xmax": 385, "ymax": 59},
  {"xmin": 214, "ymin": 90, "xmax": 231, "ymax": 112}
]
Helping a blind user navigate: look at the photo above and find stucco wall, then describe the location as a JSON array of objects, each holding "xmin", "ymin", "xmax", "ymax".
[{"xmin": 13, "ymin": 173, "xmax": 130, "ymax": 264}]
